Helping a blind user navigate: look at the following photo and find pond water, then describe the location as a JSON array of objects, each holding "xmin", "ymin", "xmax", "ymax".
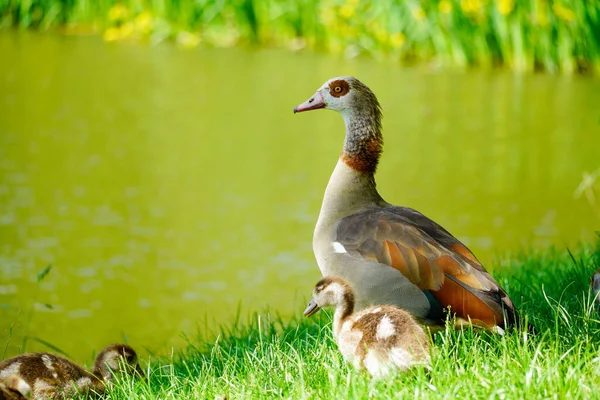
[{"xmin": 0, "ymin": 31, "xmax": 599, "ymax": 363}]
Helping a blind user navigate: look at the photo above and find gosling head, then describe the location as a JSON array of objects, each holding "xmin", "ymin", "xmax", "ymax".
[
  {"xmin": 303, "ymin": 276, "xmax": 354, "ymax": 317},
  {"xmin": 93, "ymin": 344, "xmax": 141, "ymax": 381},
  {"xmin": 293, "ymin": 76, "xmax": 381, "ymax": 120},
  {"xmin": 591, "ymin": 270, "xmax": 600, "ymax": 299}
]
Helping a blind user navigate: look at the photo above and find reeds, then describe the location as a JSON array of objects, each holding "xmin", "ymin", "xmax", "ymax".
[{"xmin": 2, "ymin": 0, "xmax": 599, "ymax": 72}]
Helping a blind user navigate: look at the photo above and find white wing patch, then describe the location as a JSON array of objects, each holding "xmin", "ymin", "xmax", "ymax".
[
  {"xmin": 12, "ymin": 377, "xmax": 31, "ymax": 397},
  {"xmin": 491, "ymin": 326, "xmax": 506, "ymax": 336},
  {"xmin": 41, "ymin": 354, "xmax": 58, "ymax": 378},
  {"xmin": 41, "ymin": 355, "xmax": 54, "ymax": 370},
  {"xmin": 375, "ymin": 315, "xmax": 395, "ymax": 340},
  {"xmin": 75, "ymin": 376, "xmax": 92, "ymax": 389},
  {"xmin": 332, "ymin": 242, "xmax": 347, "ymax": 254},
  {"xmin": 0, "ymin": 361, "xmax": 21, "ymax": 379}
]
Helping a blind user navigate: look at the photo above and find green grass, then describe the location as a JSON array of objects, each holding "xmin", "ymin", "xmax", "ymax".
[
  {"xmin": 98, "ymin": 243, "xmax": 600, "ymax": 399},
  {"xmin": 1, "ymin": 0, "xmax": 600, "ymax": 73}
]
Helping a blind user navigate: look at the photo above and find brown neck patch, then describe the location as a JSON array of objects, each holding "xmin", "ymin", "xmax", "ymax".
[{"xmin": 342, "ymin": 136, "xmax": 382, "ymax": 174}]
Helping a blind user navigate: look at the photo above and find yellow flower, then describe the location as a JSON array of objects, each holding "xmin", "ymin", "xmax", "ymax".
[
  {"xmin": 176, "ymin": 31, "xmax": 201, "ymax": 49},
  {"xmin": 552, "ymin": 4, "xmax": 575, "ymax": 22},
  {"xmin": 389, "ymin": 32, "xmax": 406, "ymax": 48},
  {"xmin": 321, "ymin": 8, "xmax": 336, "ymax": 25},
  {"xmin": 103, "ymin": 27, "xmax": 121, "ymax": 42},
  {"xmin": 439, "ymin": 0, "xmax": 453, "ymax": 14},
  {"xmin": 119, "ymin": 22, "xmax": 134, "ymax": 38},
  {"xmin": 497, "ymin": 0, "xmax": 514, "ymax": 16},
  {"xmin": 134, "ymin": 11, "xmax": 153, "ymax": 33},
  {"xmin": 374, "ymin": 27, "xmax": 388, "ymax": 42},
  {"xmin": 461, "ymin": 0, "xmax": 482, "ymax": 14},
  {"xmin": 340, "ymin": 3, "xmax": 356, "ymax": 19},
  {"xmin": 412, "ymin": 6, "xmax": 426, "ymax": 21},
  {"xmin": 108, "ymin": 3, "xmax": 129, "ymax": 22}
]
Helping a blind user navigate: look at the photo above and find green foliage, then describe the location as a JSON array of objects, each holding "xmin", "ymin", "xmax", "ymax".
[
  {"xmin": 99, "ymin": 243, "xmax": 600, "ymax": 399},
  {"xmin": 1, "ymin": 0, "xmax": 599, "ymax": 73}
]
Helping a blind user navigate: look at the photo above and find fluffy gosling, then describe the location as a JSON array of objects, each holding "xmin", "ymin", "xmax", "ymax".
[
  {"xmin": 0, "ymin": 344, "xmax": 141, "ymax": 399},
  {"xmin": 0, "ymin": 376, "xmax": 31, "ymax": 399},
  {"xmin": 304, "ymin": 276, "xmax": 430, "ymax": 378}
]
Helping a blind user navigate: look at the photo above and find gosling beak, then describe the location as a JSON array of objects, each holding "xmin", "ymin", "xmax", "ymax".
[
  {"xmin": 303, "ymin": 299, "xmax": 320, "ymax": 317},
  {"xmin": 293, "ymin": 91, "xmax": 325, "ymax": 114}
]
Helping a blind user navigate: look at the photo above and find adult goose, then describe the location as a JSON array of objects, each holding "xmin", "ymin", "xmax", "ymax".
[{"xmin": 294, "ymin": 76, "xmax": 522, "ymax": 332}]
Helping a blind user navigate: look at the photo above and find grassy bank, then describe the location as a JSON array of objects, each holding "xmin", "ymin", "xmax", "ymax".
[
  {"xmin": 98, "ymin": 243, "xmax": 600, "ymax": 399},
  {"xmin": 1, "ymin": 0, "xmax": 599, "ymax": 73}
]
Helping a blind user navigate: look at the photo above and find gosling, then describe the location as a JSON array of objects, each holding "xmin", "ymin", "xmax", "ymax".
[
  {"xmin": 0, "ymin": 376, "xmax": 31, "ymax": 399},
  {"xmin": 0, "ymin": 344, "xmax": 141, "ymax": 399},
  {"xmin": 304, "ymin": 276, "xmax": 430, "ymax": 378}
]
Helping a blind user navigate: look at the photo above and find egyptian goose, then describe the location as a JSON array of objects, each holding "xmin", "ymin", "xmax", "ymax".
[
  {"xmin": 0, "ymin": 376, "xmax": 31, "ymax": 399},
  {"xmin": 294, "ymin": 76, "xmax": 523, "ymax": 333},
  {"xmin": 0, "ymin": 344, "xmax": 141, "ymax": 399},
  {"xmin": 304, "ymin": 276, "xmax": 430, "ymax": 378}
]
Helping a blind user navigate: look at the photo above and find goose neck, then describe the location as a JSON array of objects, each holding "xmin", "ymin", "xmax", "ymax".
[{"xmin": 340, "ymin": 109, "xmax": 382, "ymax": 174}]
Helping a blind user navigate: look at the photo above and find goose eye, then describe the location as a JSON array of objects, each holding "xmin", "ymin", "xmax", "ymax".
[{"xmin": 329, "ymin": 80, "xmax": 349, "ymax": 97}]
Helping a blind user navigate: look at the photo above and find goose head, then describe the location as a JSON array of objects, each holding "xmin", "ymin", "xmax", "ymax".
[
  {"xmin": 93, "ymin": 344, "xmax": 142, "ymax": 381},
  {"xmin": 304, "ymin": 276, "xmax": 354, "ymax": 317},
  {"xmin": 293, "ymin": 76, "xmax": 381, "ymax": 120}
]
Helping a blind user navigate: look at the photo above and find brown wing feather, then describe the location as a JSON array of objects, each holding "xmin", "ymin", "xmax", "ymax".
[
  {"xmin": 431, "ymin": 275, "xmax": 500, "ymax": 327},
  {"xmin": 336, "ymin": 207, "xmax": 517, "ymax": 328}
]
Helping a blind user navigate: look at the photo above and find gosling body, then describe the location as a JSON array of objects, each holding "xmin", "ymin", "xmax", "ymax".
[
  {"xmin": 305, "ymin": 276, "xmax": 430, "ymax": 378},
  {"xmin": 0, "ymin": 344, "xmax": 140, "ymax": 399}
]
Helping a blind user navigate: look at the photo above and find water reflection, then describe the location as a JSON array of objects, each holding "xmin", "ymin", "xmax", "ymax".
[{"xmin": 0, "ymin": 31, "xmax": 599, "ymax": 362}]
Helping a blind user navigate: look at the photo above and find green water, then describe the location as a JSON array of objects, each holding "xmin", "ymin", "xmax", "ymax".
[{"xmin": 0, "ymin": 31, "xmax": 599, "ymax": 363}]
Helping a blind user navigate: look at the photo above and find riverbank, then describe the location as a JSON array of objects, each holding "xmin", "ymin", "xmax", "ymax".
[
  {"xmin": 1, "ymin": 0, "xmax": 599, "ymax": 74},
  {"xmin": 103, "ymin": 243, "xmax": 600, "ymax": 399}
]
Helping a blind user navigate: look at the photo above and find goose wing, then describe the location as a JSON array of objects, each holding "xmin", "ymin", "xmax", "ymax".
[{"xmin": 336, "ymin": 206, "xmax": 517, "ymax": 328}]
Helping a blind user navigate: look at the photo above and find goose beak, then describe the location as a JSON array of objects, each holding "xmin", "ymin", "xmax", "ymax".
[
  {"xmin": 303, "ymin": 299, "xmax": 320, "ymax": 317},
  {"xmin": 294, "ymin": 91, "xmax": 325, "ymax": 113}
]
